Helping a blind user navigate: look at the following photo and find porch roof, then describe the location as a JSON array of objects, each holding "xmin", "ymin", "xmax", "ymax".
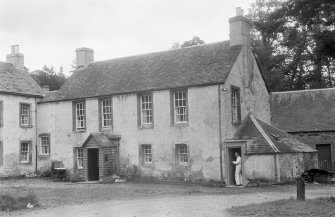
[{"xmin": 81, "ymin": 133, "xmax": 120, "ymax": 148}]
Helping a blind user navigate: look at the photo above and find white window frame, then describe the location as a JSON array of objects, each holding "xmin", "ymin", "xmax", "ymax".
[
  {"xmin": 75, "ymin": 102, "xmax": 85, "ymax": 131},
  {"xmin": 77, "ymin": 148, "xmax": 84, "ymax": 169},
  {"xmin": 142, "ymin": 145, "xmax": 152, "ymax": 164},
  {"xmin": 173, "ymin": 91, "xmax": 187, "ymax": 124},
  {"xmin": 140, "ymin": 95, "xmax": 153, "ymax": 126},
  {"xmin": 176, "ymin": 144, "xmax": 188, "ymax": 164},
  {"xmin": 101, "ymin": 99, "xmax": 112, "ymax": 128},
  {"xmin": 20, "ymin": 103, "xmax": 30, "ymax": 127},
  {"xmin": 40, "ymin": 136, "xmax": 50, "ymax": 155},
  {"xmin": 20, "ymin": 142, "xmax": 30, "ymax": 163}
]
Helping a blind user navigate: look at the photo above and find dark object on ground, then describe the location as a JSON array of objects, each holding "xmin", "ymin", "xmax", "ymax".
[
  {"xmin": 301, "ymin": 169, "xmax": 334, "ymax": 183},
  {"xmin": 51, "ymin": 161, "xmax": 67, "ymax": 181}
]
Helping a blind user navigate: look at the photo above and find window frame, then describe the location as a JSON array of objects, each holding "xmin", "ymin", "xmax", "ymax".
[
  {"xmin": 77, "ymin": 148, "xmax": 84, "ymax": 169},
  {"xmin": 139, "ymin": 144, "xmax": 153, "ymax": 165},
  {"xmin": 19, "ymin": 103, "xmax": 31, "ymax": 128},
  {"xmin": 175, "ymin": 144, "xmax": 189, "ymax": 165},
  {"xmin": 73, "ymin": 101, "xmax": 86, "ymax": 132},
  {"xmin": 171, "ymin": 89, "xmax": 188, "ymax": 125},
  {"xmin": 39, "ymin": 134, "xmax": 50, "ymax": 156},
  {"xmin": 20, "ymin": 141, "xmax": 31, "ymax": 164},
  {"xmin": 99, "ymin": 98, "xmax": 113, "ymax": 130},
  {"xmin": 138, "ymin": 93, "xmax": 153, "ymax": 127},
  {"xmin": 0, "ymin": 100, "xmax": 3, "ymax": 127},
  {"xmin": 231, "ymin": 86, "xmax": 241, "ymax": 125}
]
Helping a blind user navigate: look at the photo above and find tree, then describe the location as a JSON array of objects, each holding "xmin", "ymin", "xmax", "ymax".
[
  {"xmin": 171, "ymin": 36, "xmax": 205, "ymax": 49},
  {"xmin": 247, "ymin": 0, "xmax": 335, "ymax": 91},
  {"xmin": 31, "ymin": 66, "xmax": 66, "ymax": 91}
]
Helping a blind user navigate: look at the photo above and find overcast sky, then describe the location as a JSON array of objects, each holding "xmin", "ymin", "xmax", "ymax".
[{"xmin": 0, "ymin": 0, "xmax": 255, "ymax": 75}]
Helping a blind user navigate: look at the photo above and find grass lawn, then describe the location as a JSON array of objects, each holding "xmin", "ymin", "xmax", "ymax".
[{"xmin": 228, "ymin": 197, "xmax": 335, "ymax": 217}]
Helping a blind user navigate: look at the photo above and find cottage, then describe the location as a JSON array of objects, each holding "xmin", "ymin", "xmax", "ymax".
[
  {"xmin": 0, "ymin": 45, "xmax": 43, "ymax": 176},
  {"xmin": 271, "ymin": 89, "xmax": 335, "ymax": 172}
]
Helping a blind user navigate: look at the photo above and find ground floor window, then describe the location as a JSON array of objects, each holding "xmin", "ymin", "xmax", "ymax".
[
  {"xmin": 140, "ymin": 144, "xmax": 152, "ymax": 164},
  {"xmin": 40, "ymin": 135, "xmax": 50, "ymax": 155},
  {"xmin": 176, "ymin": 144, "xmax": 188, "ymax": 164},
  {"xmin": 77, "ymin": 148, "xmax": 84, "ymax": 169},
  {"xmin": 20, "ymin": 141, "xmax": 31, "ymax": 163}
]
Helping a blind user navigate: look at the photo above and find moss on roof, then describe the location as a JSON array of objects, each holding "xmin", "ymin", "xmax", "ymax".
[{"xmin": 42, "ymin": 41, "xmax": 242, "ymax": 102}]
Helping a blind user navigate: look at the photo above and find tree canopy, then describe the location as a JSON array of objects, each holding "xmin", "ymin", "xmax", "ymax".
[
  {"xmin": 31, "ymin": 66, "xmax": 66, "ymax": 91},
  {"xmin": 247, "ymin": 0, "xmax": 335, "ymax": 91}
]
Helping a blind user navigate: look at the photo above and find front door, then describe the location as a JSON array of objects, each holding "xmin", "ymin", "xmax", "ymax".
[
  {"xmin": 227, "ymin": 147, "xmax": 242, "ymax": 185},
  {"xmin": 87, "ymin": 148, "xmax": 99, "ymax": 181},
  {"xmin": 316, "ymin": 144, "xmax": 332, "ymax": 171}
]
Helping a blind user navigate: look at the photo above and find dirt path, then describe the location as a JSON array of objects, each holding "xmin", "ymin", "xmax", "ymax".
[{"xmin": 7, "ymin": 186, "xmax": 335, "ymax": 217}]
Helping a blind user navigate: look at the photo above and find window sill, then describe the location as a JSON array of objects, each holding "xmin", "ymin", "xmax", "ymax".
[
  {"xmin": 172, "ymin": 122, "xmax": 189, "ymax": 127},
  {"xmin": 141, "ymin": 163, "xmax": 154, "ymax": 168},
  {"xmin": 39, "ymin": 154, "xmax": 50, "ymax": 158},
  {"xmin": 20, "ymin": 161, "xmax": 32, "ymax": 165},
  {"xmin": 20, "ymin": 125, "xmax": 33, "ymax": 129},
  {"xmin": 74, "ymin": 129, "xmax": 86, "ymax": 133},
  {"xmin": 139, "ymin": 125, "xmax": 154, "ymax": 129}
]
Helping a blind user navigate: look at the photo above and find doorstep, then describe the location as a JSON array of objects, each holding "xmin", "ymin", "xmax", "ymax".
[{"xmin": 77, "ymin": 181, "xmax": 100, "ymax": 184}]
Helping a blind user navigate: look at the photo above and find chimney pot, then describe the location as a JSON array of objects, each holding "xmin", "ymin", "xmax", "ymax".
[
  {"xmin": 6, "ymin": 45, "xmax": 24, "ymax": 69},
  {"xmin": 76, "ymin": 47, "xmax": 94, "ymax": 68},
  {"xmin": 236, "ymin": 7, "xmax": 244, "ymax": 16}
]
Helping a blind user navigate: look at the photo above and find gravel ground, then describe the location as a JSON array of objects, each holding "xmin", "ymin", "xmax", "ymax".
[{"xmin": 0, "ymin": 178, "xmax": 333, "ymax": 209}]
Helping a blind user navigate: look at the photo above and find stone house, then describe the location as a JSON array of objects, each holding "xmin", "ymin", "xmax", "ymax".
[
  {"xmin": 35, "ymin": 9, "xmax": 315, "ymax": 185},
  {"xmin": 0, "ymin": 8, "xmax": 316, "ymax": 185},
  {"xmin": 271, "ymin": 89, "xmax": 335, "ymax": 172},
  {"xmin": 0, "ymin": 45, "xmax": 43, "ymax": 176}
]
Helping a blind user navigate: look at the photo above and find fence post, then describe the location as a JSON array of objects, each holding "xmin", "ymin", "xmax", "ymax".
[{"xmin": 296, "ymin": 177, "xmax": 305, "ymax": 201}]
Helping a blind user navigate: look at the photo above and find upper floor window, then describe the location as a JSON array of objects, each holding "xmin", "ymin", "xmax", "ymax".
[
  {"xmin": 20, "ymin": 103, "xmax": 31, "ymax": 127},
  {"xmin": 0, "ymin": 100, "xmax": 3, "ymax": 127},
  {"xmin": 231, "ymin": 86, "xmax": 241, "ymax": 125},
  {"xmin": 101, "ymin": 99, "xmax": 112, "ymax": 129},
  {"xmin": 20, "ymin": 141, "xmax": 31, "ymax": 163},
  {"xmin": 40, "ymin": 135, "xmax": 50, "ymax": 155},
  {"xmin": 172, "ymin": 90, "xmax": 188, "ymax": 124},
  {"xmin": 175, "ymin": 144, "xmax": 188, "ymax": 164},
  {"xmin": 139, "ymin": 94, "xmax": 153, "ymax": 126},
  {"xmin": 73, "ymin": 101, "xmax": 85, "ymax": 131}
]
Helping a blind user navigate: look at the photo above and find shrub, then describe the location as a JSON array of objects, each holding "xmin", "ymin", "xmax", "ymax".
[
  {"xmin": 69, "ymin": 171, "xmax": 84, "ymax": 183},
  {"xmin": 0, "ymin": 193, "xmax": 39, "ymax": 212}
]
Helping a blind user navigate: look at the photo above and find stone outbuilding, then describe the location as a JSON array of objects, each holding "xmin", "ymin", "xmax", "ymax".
[{"xmin": 225, "ymin": 114, "xmax": 317, "ymax": 185}]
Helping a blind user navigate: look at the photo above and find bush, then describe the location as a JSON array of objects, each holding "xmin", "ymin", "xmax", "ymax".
[
  {"xmin": 69, "ymin": 171, "xmax": 84, "ymax": 183},
  {"xmin": 0, "ymin": 193, "xmax": 39, "ymax": 212}
]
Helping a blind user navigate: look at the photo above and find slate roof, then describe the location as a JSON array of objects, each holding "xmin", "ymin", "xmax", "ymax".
[
  {"xmin": 42, "ymin": 41, "xmax": 242, "ymax": 102},
  {"xmin": 270, "ymin": 88, "xmax": 335, "ymax": 132},
  {"xmin": 234, "ymin": 114, "xmax": 316, "ymax": 154},
  {"xmin": 0, "ymin": 61, "xmax": 42, "ymax": 97}
]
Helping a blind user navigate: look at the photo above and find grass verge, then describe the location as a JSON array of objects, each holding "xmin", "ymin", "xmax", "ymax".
[
  {"xmin": 0, "ymin": 193, "xmax": 39, "ymax": 212},
  {"xmin": 228, "ymin": 197, "xmax": 335, "ymax": 217}
]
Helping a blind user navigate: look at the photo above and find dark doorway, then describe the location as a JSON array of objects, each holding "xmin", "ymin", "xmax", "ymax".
[
  {"xmin": 316, "ymin": 144, "xmax": 332, "ymax": 171},
  {"xmin": 87, "ymin": 148, "xmax": 99, "ymax": 181},
  {"xmin": 227, "ymin": 147, "xmax": 242, "ymax": 185}
]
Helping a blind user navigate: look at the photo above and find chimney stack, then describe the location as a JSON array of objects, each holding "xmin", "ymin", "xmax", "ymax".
[
  {"xmin": 6, "ymin": 45, "xmax": 24, "ymax": 69},
  {"xmin": 76, "ymin": 47, "xmax": 94, "ymax": 68},
  {"xmin": 229, "ymin": 7, "xmax": 252, "ymax": 47},
  {"xmin": 42, "ymin": 85, "xmax": 50, "ymax": 94}
]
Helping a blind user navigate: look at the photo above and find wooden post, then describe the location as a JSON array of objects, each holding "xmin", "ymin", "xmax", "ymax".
[{"xmin": 296, "ymin": 177, "xmax": 305, "ymax": 201}]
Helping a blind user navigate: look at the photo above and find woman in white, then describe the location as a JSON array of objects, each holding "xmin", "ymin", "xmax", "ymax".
[{"xmin": 232, "ymin": 152, "xmax": 242, "ymax": 186}]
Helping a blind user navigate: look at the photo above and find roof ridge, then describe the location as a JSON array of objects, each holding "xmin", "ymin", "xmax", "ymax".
[
  {"xmin": 93, "ymin": 40, "xmax": 231, "ymax": 65},
  {"xmin": 250, "ymin": 114, "xmax": 280, "ymax": 153}
]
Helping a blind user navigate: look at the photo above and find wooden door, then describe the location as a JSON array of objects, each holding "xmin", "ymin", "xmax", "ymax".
[{"xmin": 87, "ymin": 148, "xmax": 99, "ymax": 181}]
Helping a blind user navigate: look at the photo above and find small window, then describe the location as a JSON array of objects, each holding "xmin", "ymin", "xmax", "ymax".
[
  {"xmin": 104, "ymin": 154, "xmax": 109, "ymax": 162},
  {"xmin": 139, "ymin": 94, "xmax": 153, "ymax": 126},
  {"xmin": 172, "ymin": 90, "xmax": 188, "ymax": 124},
  {"xmin": 231, "ymin": 86, "xmax": 241, "ymax": 124},
  {"xmin": 74, "ymin": 101, "xmax": 85, "ymax": 131},
  {"xmin": 176, "ymin": 144, "xmax": 188, "ymax": 164},
  {"xmin": 101, "ymin": 99, "xmax": 112, "ymax": 128},
  {"xmin": 77, "ymin": 148, "xmax": 84, "ymax": 169},
  {"xmin": 20, "ymin": 103, "xmax": 31, "ymax": 127},
  {"xmin": 40, "ymin": 135, "xmax": 50, "ymax": 155},
  {"xmin": 140, "ymin": 145, "xmax": 152, "ymax": 164},
  {"xmin": 0, "ymin": 100, "xmax": 3, "ymax": 127},
  {"xmin": 20, "ymin": 141, "xmax": 31, "ymax": 163}
]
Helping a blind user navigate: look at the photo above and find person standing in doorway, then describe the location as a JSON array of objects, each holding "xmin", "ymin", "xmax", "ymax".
[{"xmin": 232, "ymin": 152, "xmax": 242, "ymax": 186}]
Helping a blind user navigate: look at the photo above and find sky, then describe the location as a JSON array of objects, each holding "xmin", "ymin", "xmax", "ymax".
[{"xmin": 0, "ymin": 0, "xmax": 256, "ymax": 75}]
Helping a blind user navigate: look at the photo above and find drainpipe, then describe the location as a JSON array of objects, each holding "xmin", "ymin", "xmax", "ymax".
[
  {"xmin": 35, "ymin": 97, "xmax": 38, "ymax": 173},
  {"xmin": 274, "ymin": 152, "xmax": 279, "ymax": 183},
  {"xmin": 218, "ymin": 84, "xmax": 224, "ymax": 184}
]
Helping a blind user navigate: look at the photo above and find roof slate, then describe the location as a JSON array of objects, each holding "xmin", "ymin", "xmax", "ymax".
[
  {"xmin": 234, "ymin": 114, "xmax": 316, "ymax": 154},
  {"xmin": 270, "ymin": 89, "xmax": 335, "ymax": 132},
  {"xmin": 42, "ymin": 41, "xmax": 242, "ymax": 102},
  {"xmin": 0, "ymin": 61, "xmax": 42, "ymax": 97}
]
